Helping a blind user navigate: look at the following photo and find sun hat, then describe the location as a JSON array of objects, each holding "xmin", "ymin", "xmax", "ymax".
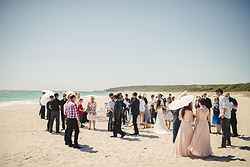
[{"xmin": 168, "ymin": 95, "xmax": 194, "ymax": 110}]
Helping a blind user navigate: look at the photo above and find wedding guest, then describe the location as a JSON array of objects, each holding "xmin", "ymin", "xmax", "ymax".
[
  {"xmin": 216, "ymin": 89, "xmax": 232, "ymax": 148},
  {"xmin": 202, "ymin": 93, "xmax": 212, "ymax": 133},
  {"xmin": 46, "ymin": 95, "xmax": 54, "ymax": 131},
  {"xmin": 60, "ymin": 93, "xmax": 67, "ymax": 130},
  {"xmin": 212, "ymin": 97, "xmax": 221, "ymax": 134},
  {"xmin": 194, "ymin": 96, "xmax": 201, "ymax": 109},
  {"xmin": 77, "ymin": 98, "xmax": 85, "ymax": 128},
  {"xmin": 188, "ymin": 98, "xmax": 212, "ymax": 157},
  {"xmin": 144, "ymin": 96, "xmax": 151, "ymax": 125},
  {"xmin": 149, "ymin": 104, "xmax": 156, "ymax": 124},
  {"xmin": 139, "ymin": 95, "xmax": 146, "ymax": 125},
  {"xmin": 164, "ymin": 97, "xmax": 173, "ymax": 130},
  {"xmin": 228, "ymin": 93, "xmax": 239, "ymax": 137},
  {"xmin": 64, "ymin": 95, "xmax": 80, "ymax": 148},
  {"xmin": 86, "ymin": 96, "xmax": 97, "ymax": 130},
  {"xmin": 149, "ymin": 95, "xmax": 156, "ymax": 123},
  {"xmin": 49, "ymin": 93, "xmax": 61, "ymax": 133},
  {"xmin": 176, "ymin": 102, "xmax": 194, "ymax": 156},
  {"xmin": 39, "ymin": 91, "xmax": 46, "ymax": 119},
  {"xmin": 124, "ymin": 94, "xmax": 131, "ymax": 125},
  {"xmin": 112, "ymin": 93, "xmax": 126, "ymax": 138},
  {"xmin": 168, "ymin": 93, "xmax": 172, "ymax": 103},
  {"xmin": 107, "ymin": 93, "xmax": 115, "ymax": 131},
  {"xmin": 130, "ymin": 92, "xmax": 140, "ymax": 136},
  {"xmin": 155, "ymin": 95, "xmax": 163, "ymax": 119}
]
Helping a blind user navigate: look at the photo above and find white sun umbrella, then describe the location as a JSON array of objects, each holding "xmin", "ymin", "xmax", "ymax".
[
  {"xmin": 168, "ymin": 95, "xmax": 194, "ymax": 110},
  {"xmin": 40, "ymin": 90, "xmax": 54, "ymax": 105}
]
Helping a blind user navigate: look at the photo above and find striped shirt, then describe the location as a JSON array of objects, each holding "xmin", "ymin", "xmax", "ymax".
[{"xmin": 64, "ymin": 101, "xmax": 79, "ymax": 119}]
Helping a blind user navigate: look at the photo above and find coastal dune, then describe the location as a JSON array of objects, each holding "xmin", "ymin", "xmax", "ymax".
[{"xmin": 0, "ymin": 92, "xmax": 249, "ymax": 167}]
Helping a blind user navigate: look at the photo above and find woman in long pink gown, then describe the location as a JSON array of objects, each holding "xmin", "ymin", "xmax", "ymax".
[
  {"xmin": 188, "ymin": 99, "xmax": 212, "ymax": 157},
  {"xmin": 176, "ymin": 103, "xmax": 194, "ymax": 156}
]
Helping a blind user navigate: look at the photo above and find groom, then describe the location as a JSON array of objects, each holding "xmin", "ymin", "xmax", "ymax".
[{"xmin": 130, "ymin": 92, "xmax": 140, "ymax": 136}]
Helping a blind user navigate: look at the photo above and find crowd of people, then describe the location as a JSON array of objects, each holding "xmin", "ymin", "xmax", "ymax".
[
  {"xmin": 38, "ymin": 88, "xmax": 239, "ymax": 157},
  {"xmin": 39, "ymin": 92, "xmax": 97, "ymax": 149}
]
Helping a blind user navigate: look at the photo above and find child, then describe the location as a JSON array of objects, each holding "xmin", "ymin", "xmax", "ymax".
[{"xmin": 212, "ymin": 97, "xmax": 221, "ymax": 134}]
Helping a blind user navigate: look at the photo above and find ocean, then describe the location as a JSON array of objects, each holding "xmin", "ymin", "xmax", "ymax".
[{"xmin": 0, "ymin": 90, "xmax": 108, "ymax": 107}]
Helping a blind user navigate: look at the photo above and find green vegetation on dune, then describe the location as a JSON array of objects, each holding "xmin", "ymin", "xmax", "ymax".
[{"xmin": 106, "ymin": 83, "xmax": 250, "ymax": 92}]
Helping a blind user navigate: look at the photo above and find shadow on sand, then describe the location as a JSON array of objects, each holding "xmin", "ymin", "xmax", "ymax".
[
  {"xmin": 238, "ymin": 146, "xmax": 250, "ymax": 151},
  {"xmin": 237, "ymin": 136, "xmax": 250, "ymax": 141},
  {"xmin": 139, "ymin": 134, "xmax": 159, "ymax": 139},
  {"xmin": 94, "ymin": 128, "xmax": 109, "ymax": 133},
  {"xmin": 200, "ymin": 155, "xmax": 246, "ymax": 162},
  {"xmin": 121, "ymin": 137, "xmax": 141, "ymax": 141},
  {"xmin": 79, "ymin": 144, "xmax": 98, "ymax": 153}
]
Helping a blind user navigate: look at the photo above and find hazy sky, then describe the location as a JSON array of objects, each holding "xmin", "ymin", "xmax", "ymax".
[{"xmin": 0, "ymin": 0, "xmax": 249, "ymax": 91}]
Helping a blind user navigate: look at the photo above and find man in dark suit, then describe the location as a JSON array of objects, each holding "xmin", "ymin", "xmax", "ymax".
[
  {"xmin": 49, "ymin": 93, "xmax": 61, "ymax": 133},
  {"xmin": 60, "ymin": 93, "xmax": 67, "ymax": 130},
  {"xmin": 202, "ymin": 93, "xmax": 212, "ymax": 133},
  {"xmin": 130, "ymin": 92, "xmax": 140, "ymax": 136},
  {"xmin": 112, "ymin": 93, "xmax": 126, "ymax": 138},
  {"xmin": 46, "ymin": 95, "xmax": 54, "ymax": 131}
]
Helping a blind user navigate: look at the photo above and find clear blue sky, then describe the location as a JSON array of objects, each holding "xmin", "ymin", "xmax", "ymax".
[{"xmin": 0, "ymin": 0, "xmax": 249, "ymax": 91}]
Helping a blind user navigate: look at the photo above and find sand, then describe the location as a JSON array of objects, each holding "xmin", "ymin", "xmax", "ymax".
[{"xmin": 0, "ymin": 92, "xmax": 249, "ymax": 167}]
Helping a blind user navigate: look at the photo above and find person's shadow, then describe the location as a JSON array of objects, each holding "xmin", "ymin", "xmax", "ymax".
[
  {"xmin": 237, "ymin": 136, "xmax": 250, "ymax": 141},
  {"xmin": 200, "ymin": 155, "xmax": 246, "ymax": 162},
  {"xmin": 139, "ymin": 134, "xmax": 159, "ymax": 139},
  {"xmin": 79, "ymin": 144, "xmax": 98, "ymax": 153}
]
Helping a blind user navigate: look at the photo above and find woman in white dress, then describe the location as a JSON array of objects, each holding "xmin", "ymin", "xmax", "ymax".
[{"xmin": 153, "ymin": 96, "xmax": 168, "ymax": 134}]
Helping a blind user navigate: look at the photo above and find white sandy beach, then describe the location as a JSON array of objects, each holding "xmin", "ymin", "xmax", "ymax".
[{"xmin": 0, "ymin": 92, "xmax": 249, "ymax": 167}]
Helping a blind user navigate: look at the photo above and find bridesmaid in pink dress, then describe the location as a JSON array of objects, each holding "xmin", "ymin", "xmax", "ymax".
[
  {"xmin": 188, "ymin": 98, "xmax": 212, "ymax": 157},
  {"xmin": 176, "ymin": 103, "xmax": 194, "ymax": 156}
]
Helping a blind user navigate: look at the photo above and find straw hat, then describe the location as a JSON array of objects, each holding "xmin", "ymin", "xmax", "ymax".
[{"xmin": 168, "ymin": 95, "xmax": 194, "ymax": 110}]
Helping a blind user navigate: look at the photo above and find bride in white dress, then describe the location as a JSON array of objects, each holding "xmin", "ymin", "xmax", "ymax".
[{"xmin": 153, "ymin": 97, "xmax": 169, "ymax": 134}]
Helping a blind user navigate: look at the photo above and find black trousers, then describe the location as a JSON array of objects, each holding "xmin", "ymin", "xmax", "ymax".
[
  {"xmin": 221, "ymin": 118, "xmax": 231, "ymax": 147},
  {"xmin": 230, "ymin": 111, "xmax": 238, "ymax": 136},
  {"xmin": 47, "ymin": 110, "xmax": 51, "ymax": 131},
  {"xmin": 61, "ymin": 110, "xmax": 65, "ymax": 130},
  {"xmin": 108, "ymin": 114, "xmax": 113, "ymax": 131},
  {"xmin": 122, "ymin": 109, "xmax": 128, "ymax": 125},
  {"xmin": 132, "ymin": 114, "xmax": 139, "ymax": 135},
  {"xmin": 65, "ymin": 118, "xmax": 79, "ymax": 145},
  {"xmin": 39, "ymin": 106, "xmax": 45, "ymax": 119},
  {"xmin": 49, "ymin": 111, "xmax": 60, "ymax": 133},
  {"xmin": 173, "ymin": 119, "xmax": 181, "ymax": 143},
  {"xmin": 113, "ymin": 117, "xmax": 125, "ymax": 136},
  {"xmin": 150, "ymin": 111, "xmax": 156, "ymax": 124}
]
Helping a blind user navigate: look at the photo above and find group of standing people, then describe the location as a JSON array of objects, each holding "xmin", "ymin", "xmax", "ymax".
[
  {"xmin": 39, "ymin": 88, "xmax": 239, "ymax": 155},
  {"xmin": 39, "ymin": 92, "xmax": 97, "ymax": 149},
  {"xmin": 175, "ymin": 89, "xmax": 239, "ymax": 158},
  {"xmin": 106, "ymin": 92, "xmax": 177, "ymax": 137},
  {"xmin": 106, "ymin": 92, "xmax": 141, "ymax": 137}
]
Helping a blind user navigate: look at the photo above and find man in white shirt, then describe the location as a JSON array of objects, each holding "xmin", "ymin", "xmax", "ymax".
[{"xmin": 216, "ymin": 89, "xmax": 232, "ymax": 148}]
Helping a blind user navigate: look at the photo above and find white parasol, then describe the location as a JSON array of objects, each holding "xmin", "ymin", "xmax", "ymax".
[
  {"xmin": 40, "ymin": 90, "xmax": 54, "ymax": 105},
  {"xmin": 168, "ymin": 95, "xmax": 194, "ymax": 110}
]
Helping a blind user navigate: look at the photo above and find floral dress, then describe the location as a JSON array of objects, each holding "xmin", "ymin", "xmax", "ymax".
[{"xmin": 87, "ymin": 102, "xmax": 97, "ymax": 121}]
